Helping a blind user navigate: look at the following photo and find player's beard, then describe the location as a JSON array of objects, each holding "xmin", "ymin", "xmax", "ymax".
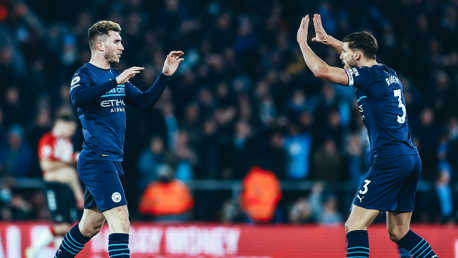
[
  {"xmin": 105, "ymin": 51, "xmax": 120, "ymax": 64},
  {"xmin": 345, "ymin": 57, "xmax": 357, "ymax": 69}
]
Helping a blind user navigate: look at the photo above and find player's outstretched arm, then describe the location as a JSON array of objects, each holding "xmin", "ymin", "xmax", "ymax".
[
  {"xmin": 116, "ymin": 66, "xmax": 145, "ymax": 84},
  {"xmin": 311, "ymin": 14, "xmax": 344, "ymax": 54},
  {"xmin": 162, "ymin": 51, "xmax": 184, "ymax": 76},
  {"xmin": 297, "ymin": 15, "xmax": 348, "ymax": 86},
  {"xmin": 125, "ymin": 51, "xmax": 184, "ymax": 112},
  {"xmin": 70, "ymin": 71, "xmax": 119, "ymax": 107}
]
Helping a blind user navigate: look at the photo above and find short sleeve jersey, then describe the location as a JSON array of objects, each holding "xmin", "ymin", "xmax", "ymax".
[
  {"xmin": 38, "ymin": 132, "xmax": 76, "ymax": 173},
  {"xmin": 346, "ymin": 64, "xmax": 418, "ymax": 159}
]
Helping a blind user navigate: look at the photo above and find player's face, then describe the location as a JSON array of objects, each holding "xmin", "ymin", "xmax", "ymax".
[
  {"xmin": 340, "ymin": 43, "xmax": 357, "ymax": 70},
  {"xmin": 59, "ymin": 121, "xmax": 77, "ymax": 138},
  {"xmin": 104, "ymin": 31, "xmax": 124, "ymax": 64}
]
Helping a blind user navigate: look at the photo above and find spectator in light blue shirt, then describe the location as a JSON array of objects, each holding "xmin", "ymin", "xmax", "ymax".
[{"xmin": 284, "ymin": 121, "xmax": 312, "ymax": 179}]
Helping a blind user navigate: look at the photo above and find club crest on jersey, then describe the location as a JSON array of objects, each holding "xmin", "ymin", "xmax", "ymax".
[
  {"xmin": 112, "ymin": 192, "xmax": 122, "ymax": 203},
  {"xmin": 71, "ymin": 76, "xmax": 81, "ymax": 86}
]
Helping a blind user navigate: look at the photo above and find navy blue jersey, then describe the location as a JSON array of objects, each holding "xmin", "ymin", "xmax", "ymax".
[
  {"xmin": 70, "ymin": 63, "xmax": 170, "ymax": 161},
  {"xmin": 346, "ymin": 64, "xmax": 418, "ymax": 159}
]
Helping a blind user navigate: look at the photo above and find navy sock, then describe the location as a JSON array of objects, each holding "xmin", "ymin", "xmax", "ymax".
[
  {"xmin": 397, "ymin": 230, "xmax": 437, "ymax": 258},
  {"xmin": 108, "ymin": 233, "xmax": 130, "ymax": 258},
  {"xmin": 55, "ymin": 224, "xmax": 91, "ymax": 258},
  {"xmin": 398, "ymin": 245, "xmax": 412, "ymax": 258},
  {"xmin": 346, "ymin": 230, "xmax": 369, "ymax": 258}
]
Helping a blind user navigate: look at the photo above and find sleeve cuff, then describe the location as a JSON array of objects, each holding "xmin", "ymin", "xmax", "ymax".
[{"xmin": 159, "ymin": 73, "xmax": 171, "ymax": 82}]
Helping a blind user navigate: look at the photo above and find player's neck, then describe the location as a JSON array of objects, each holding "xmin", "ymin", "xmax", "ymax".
[
  {"xmin": 89, "ymin": 54, "xmax": 111, "ymax": 70},
  {"xmin": 358, "ymin": 59, "xmax": 378, "ymax": 68}
]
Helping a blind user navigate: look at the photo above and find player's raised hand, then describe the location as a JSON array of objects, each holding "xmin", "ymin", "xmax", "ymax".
[
  {"xmin": 116, "ymin": 66, "xmax": 145, "ymax": 84},
  {"xmin": 311, "ymin": 14, "xmax": 330, "ymax": 45},
  {"xmin": 297, "ymin": 15, "xmax": 310, "ymax": 44},
  {"xmin": 162, "ymin": 51, "xmax": 184, "ymax": 76}
]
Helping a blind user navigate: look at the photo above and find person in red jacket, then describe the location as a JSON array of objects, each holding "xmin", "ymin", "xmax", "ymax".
[
  {"xmin": 139, "ymin": 164, "xmax": 193, "ymax": 221},
  {"xmin": 240, "ymin": 166, "xmax": 282, "ymax": 223}
]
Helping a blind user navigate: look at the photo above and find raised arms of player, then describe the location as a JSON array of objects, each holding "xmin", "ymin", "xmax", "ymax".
[
  {"xmin": 297, "ymin": 15, "xmax": 349, "ymax": 86},
  {"xmin": 126, "ymin": 51, "xmax": 184, "ymax": 112},
  {"xmin": 311, "ymin": 14, "xmax": 344, "ymax": 55},
  {"xmin": 70, "ymin": 67, "xmax": 144, "ymax": 107}
]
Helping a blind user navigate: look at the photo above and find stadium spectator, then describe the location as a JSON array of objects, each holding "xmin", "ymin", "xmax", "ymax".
[
  {"xmin": 260, "ymin": 130, "xmax": 287, "ymax": 179},
  {"xmin": 196, "ymin": 118, "xmax": 220, "ymax": 179},
  {"xmin": 0, "ymin": 108, "xmax": 7, "ymax": 151},
  {"xmin": 139, "ymin": 164, "xmax": 193, "ymax": 221},
  {"xmin": 227, "ymin": 120, "xmax": 253, "ymax": 179},
  {"xmin": 289, "ymin": 198, "xmax": 313, "ymax": 224},
  {"xmin": 137, "ymin": 135, "xmax": 167, "ymax": 195},
  {"xmin": 0, "ymin": 124, "xmax": 32, "ymax": 178},
  {"xmin": 240, "ymin": 166, "xmax": 281, "ymax": 223},
  {"xmin": 167, "ymin": 131, "xmax": 197, "ymax": 181},
  {"xmin": 413, "ymin": 107, "xmax": 439, "ymax": 181},
  {"xmin": 308, "ymin": 183, "xmax": 343, "ymax": 224},
  {"xmin": 284, "ymin": 121, "xmax": 312, "ymax": 179},
  {"xmin": 345, "ymin": 134, "xmax": 366, "ymax": 184},
  {"xmin": 422, "ymin": 164, "xmax": 456, "ymax": 224},
  {"xmin": 312, "ymin": 138, "xmax": 342, "ymax": 181},
  {"xmin": 2, "ymin": 86, "xmax": 28, "ymax": 126}
]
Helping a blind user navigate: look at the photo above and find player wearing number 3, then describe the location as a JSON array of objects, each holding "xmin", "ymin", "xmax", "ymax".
[{"xmin": 297, "ymin": 14, "xmax": 438, "ymax": 258}]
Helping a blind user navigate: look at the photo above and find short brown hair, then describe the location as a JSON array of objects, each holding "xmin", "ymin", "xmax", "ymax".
[
  {"xmin": 88, "ymin": 20, "xmax": 121, "ymax": 51},
  {"xmin": 343, "ymin": 31, "xmax": 378, "ymax": 60}
]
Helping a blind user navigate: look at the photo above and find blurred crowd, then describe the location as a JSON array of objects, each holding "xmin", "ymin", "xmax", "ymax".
[{"xmin": 0, "ymin": 0, "xmax": 457, "ymax": 223}]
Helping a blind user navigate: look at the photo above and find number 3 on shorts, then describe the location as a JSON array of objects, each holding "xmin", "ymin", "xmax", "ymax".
[{"xmin": 359, "ymin": 180, "xmax": 371, "ymax": 195}]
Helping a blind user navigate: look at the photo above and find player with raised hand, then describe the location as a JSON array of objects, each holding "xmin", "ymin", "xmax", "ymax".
[
  {"xmin": 297, "ymin": 14, "xmax": 437, "ymax": 258},
  {"xmin": 54, "ymin": 20, "xmax": 184, "ymax": 258}
]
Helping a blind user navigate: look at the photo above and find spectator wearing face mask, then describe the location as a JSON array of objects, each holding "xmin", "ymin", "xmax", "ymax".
[{"xmin": 138, "ymin": 164, "xmax": 193, "ymax": 222}]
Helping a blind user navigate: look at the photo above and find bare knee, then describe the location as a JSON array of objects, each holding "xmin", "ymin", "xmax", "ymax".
[
  {"xmin": 388, "ymin": 226, "xmax": 409, "ymax": 243},
  {"xmin": 104, "ymin": 206, "xmax": 130, "ymax": 234},
  {"xmin": 116, "ymin": 210, "xmax": 130, "ymax": 233},
  {"xmin": 79, "ymin": 220, "xmax": 104, "ymax": 238},
  {"xmin": 345, "ymin": 220, "xmax": 351, "ymax": 233},
  {"xmin": 345, "ymin": 218, "xmax": 368, "ymax": 233}
]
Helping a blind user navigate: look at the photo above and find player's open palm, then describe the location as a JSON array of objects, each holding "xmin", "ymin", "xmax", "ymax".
[
  {"xmin": 116, "ymin": 66, "xmax": 145, "ymax": 84},
  {"xmin": 311, "ymin": 14, "xmax": 330, "ymax": 45},
  {"xmin": 297, "ymin": 15, "xmax": 309, "ymax": 44},
  {"xmin": 162, "ymin": 51, "xmax": 184, "ymax": 76}
]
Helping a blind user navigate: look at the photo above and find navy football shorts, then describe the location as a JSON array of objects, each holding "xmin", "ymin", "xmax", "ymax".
[
  {"xmin": 43, "ymin": 182, "xmax": 77, "ymax": 223},
  {"xmin": 352, "ymin": 154, "xmax": 421, "ymax": 212},
  {"xmin": 78, "ymin": 158, "xmax": 127, "ymax": 212}
]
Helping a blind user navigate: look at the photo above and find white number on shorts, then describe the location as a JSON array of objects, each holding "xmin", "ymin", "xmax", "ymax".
[
  {"xmin": 359, "ymin": 180, "xmax": 371, "ymax": 195},
  {"xmin": 394, "ymin": 89, "xmax": 406, "ymax": 123}
]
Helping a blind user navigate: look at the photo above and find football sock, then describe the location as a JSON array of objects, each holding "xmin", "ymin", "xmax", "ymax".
[
  {"xmin": 396, "ymin": 230, "xmax": 437, "ymax": 258},
  {"xmin": 108, "ymin": 233, "xmax": 130, "ymax": 258},
  {"xmin": 55, "ymin": 224, "xmax": 91, "ymax": 258},
  {"xmin": 398, "ymin": 245, "xmax": 412, "ymax": 257},
  {"xmin": 346, "ymin": 230, "xmax": 369, "ymax": 258}
]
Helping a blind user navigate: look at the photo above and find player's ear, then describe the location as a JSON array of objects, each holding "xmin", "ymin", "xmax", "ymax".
[
  {"xmin": 354, "ymin": 51, "xmax": 362, "ymax": 61},
  {"xmin": 96, "ymin": 41, "xmax": 104, "ymax": 52}
]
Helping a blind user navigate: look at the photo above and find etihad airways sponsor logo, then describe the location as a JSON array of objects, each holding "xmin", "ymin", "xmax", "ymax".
[
  {"xmin": 101, "ymin": 99, "xmax": 126, "ymax": 113},
  {"xmin": 101, "ymin": 99, "xmax": 125, "ymax": 107}
]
